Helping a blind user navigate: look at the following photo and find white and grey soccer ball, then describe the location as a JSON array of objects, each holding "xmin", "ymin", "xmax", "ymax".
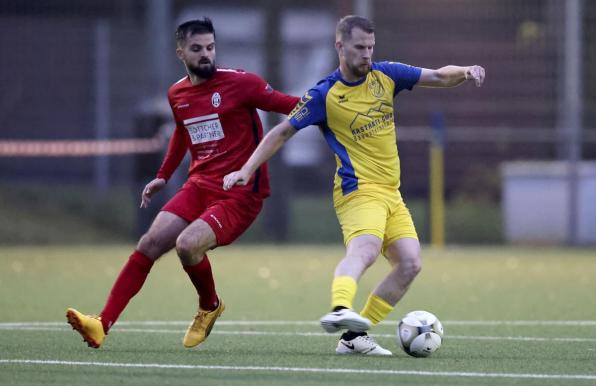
[{"xmin": 397, "ymin": 310, "xmax": 444, "ymax": 357}]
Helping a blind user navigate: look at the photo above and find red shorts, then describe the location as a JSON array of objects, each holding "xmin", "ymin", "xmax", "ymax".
[{"xmin": 161, "ymin": 181, "xmax": 263, "ymax": 246}]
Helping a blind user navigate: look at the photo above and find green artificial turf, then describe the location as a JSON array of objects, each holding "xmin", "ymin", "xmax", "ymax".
[{"xmin": 1, "ymin": 244, "xmax": 595, "ymax": 385}]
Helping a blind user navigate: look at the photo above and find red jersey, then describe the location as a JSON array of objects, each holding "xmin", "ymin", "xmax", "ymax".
[{"xmin": 157, "ymin": 69, "xmax": 299, "ymax": 198}]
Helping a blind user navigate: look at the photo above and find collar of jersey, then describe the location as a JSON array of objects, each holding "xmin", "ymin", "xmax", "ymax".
[
  {"xmin": 333, "ymin": 68, "xmax": 368, "ymax": 87},
  {"xmin": 187, "ymin": 69, "xmax": 219, "ymax": 87}
]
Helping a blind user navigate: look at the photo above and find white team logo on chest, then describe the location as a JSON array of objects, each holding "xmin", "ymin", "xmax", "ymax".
[{"xmin": 211, "ymin": 92, "xmax": 221, "ymax": 107}]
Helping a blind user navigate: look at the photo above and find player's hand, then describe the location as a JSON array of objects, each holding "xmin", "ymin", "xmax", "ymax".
[
  {"xmin": 465, "ymin": 65, "xmax": 485, "ymax": 87},
  {"xmin": 223, "ymin": 170, "xmax": 251, "ymax": 191},
  {"xmin": 140, "ymin": 178, "xmax": 166, "ymax": 208}
]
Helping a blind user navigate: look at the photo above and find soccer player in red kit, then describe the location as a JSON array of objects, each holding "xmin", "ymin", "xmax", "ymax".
[{"xmin": 66, "ymin": 18, "xmax": 299, "ymax": 349}]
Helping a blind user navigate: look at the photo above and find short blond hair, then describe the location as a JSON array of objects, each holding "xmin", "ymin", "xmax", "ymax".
[{"xmin": 336, "ymin": 15, "xmax": 374, "ymax": 42}]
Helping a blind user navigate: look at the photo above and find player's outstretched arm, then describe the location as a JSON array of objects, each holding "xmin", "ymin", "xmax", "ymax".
[
  {"xmin": 223, "ymin": 120, "xmax": 297, "ymax": 190},
  {"xmin": 418, "ymin": 65, "xmax": 485, "ymax": 88},
  {"xmin": 140, "ymin": 178, "xmax": 166, "ymax": 208}
]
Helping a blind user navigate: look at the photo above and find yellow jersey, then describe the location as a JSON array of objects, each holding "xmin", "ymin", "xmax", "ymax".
[{"xmin": 288, "ymin": 62, "xmax": 421, "ymax": 198}]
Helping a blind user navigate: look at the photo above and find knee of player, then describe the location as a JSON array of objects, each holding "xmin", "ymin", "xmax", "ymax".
[
  {"xmin": 350, "ymin": 249, "xmax": 380, "ymax": 268},
  {"xmin": 404, "ymin": 253, "xmax": 422, "ymax": 277},
  {"xmin": 175, "ymin": 236, "xmax": 194, "ymax": 259},
  {"xmin": 175, "ymin": 235, "xmax": 208, "ymax": 263},
  {"xmin": 137, "ymin": 233, "xmax": 163, "ymax": 258}
]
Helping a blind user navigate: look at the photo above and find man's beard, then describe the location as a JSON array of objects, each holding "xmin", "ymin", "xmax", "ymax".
[
  {"xmin": 188, "ymin": 61, "xmax": 216, "ymax": 79},
  {"xmin": 348, "ymin": 62, "xmax": 371, "ymax": 79}
]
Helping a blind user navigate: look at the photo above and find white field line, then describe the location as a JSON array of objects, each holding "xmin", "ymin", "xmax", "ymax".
[
  {"xmin": 2, "ymin": 320, "xmax": 596, "ymax": 327},
  {"xmin": 0, "ymin": 359, "xmax": 595, "ymax": 381},
  {"xmin": 1, "ymin": 325, "xmax": 596, "ymax": 343}
]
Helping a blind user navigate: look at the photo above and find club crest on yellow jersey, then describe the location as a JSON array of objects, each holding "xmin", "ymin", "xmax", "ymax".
[{"xmin": 368, "ymin": 78, "xmax": 385, "ymax": 99}]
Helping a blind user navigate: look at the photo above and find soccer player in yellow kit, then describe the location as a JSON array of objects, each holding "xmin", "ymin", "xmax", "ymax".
[{"xmin": 224, "ymin": 15, "xmax": 485, "ymax": 355}]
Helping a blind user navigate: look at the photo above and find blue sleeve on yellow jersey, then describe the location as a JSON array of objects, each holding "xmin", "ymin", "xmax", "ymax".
[
  {"xmin": 374, "ymin": 62, "xmax": 422, "ymax": 96},
  {"xmin": 288, "ymin": 88, "xmax": 326, "ymax": 130}
]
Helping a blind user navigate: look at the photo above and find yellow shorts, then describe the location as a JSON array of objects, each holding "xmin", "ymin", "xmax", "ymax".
[{"xmin": 334, "ymin": 186, "xmax": 418, "ymax": 254}]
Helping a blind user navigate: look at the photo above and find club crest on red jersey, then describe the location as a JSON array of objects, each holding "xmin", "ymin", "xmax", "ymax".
[{"xmin": 211, "ymin": 92, "xmax": 221, "ymax": 107}]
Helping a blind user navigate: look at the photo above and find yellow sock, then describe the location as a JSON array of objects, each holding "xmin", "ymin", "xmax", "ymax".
[
  {"xmin": 360, "ymin": 294, "xmax": 394, "ymax": 326},
  {"xmin": 331, "ymin": 276, "xmax": 357, "ymax": 309}
]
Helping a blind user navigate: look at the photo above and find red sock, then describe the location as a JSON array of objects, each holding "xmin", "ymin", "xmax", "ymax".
[
  {"xmin": 100, "ymin": 250, "xmax": 154, "ymax": 333},
  {"xmin": 183, "ymin": 255, "xmax": 218, "ymax": 311}
]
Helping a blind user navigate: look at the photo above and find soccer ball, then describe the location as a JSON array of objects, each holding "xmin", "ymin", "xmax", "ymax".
[{"xmin": 397, "ymin": 310, "xmax": 444, "ymax": 357}]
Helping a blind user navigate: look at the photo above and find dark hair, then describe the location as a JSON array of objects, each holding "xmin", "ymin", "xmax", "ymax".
[
  {"xmin": 175, "ymin": 18, "xmax": 216, "ymax": 47},
  {"xmin": 336, "ymin": 15, "xmax": 374, "ymax": 41}
]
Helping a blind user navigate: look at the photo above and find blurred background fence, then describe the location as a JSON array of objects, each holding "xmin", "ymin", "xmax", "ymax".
[{"xmin": 0, "ymin": 0, "xmax": 594, "ymax": 246}]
